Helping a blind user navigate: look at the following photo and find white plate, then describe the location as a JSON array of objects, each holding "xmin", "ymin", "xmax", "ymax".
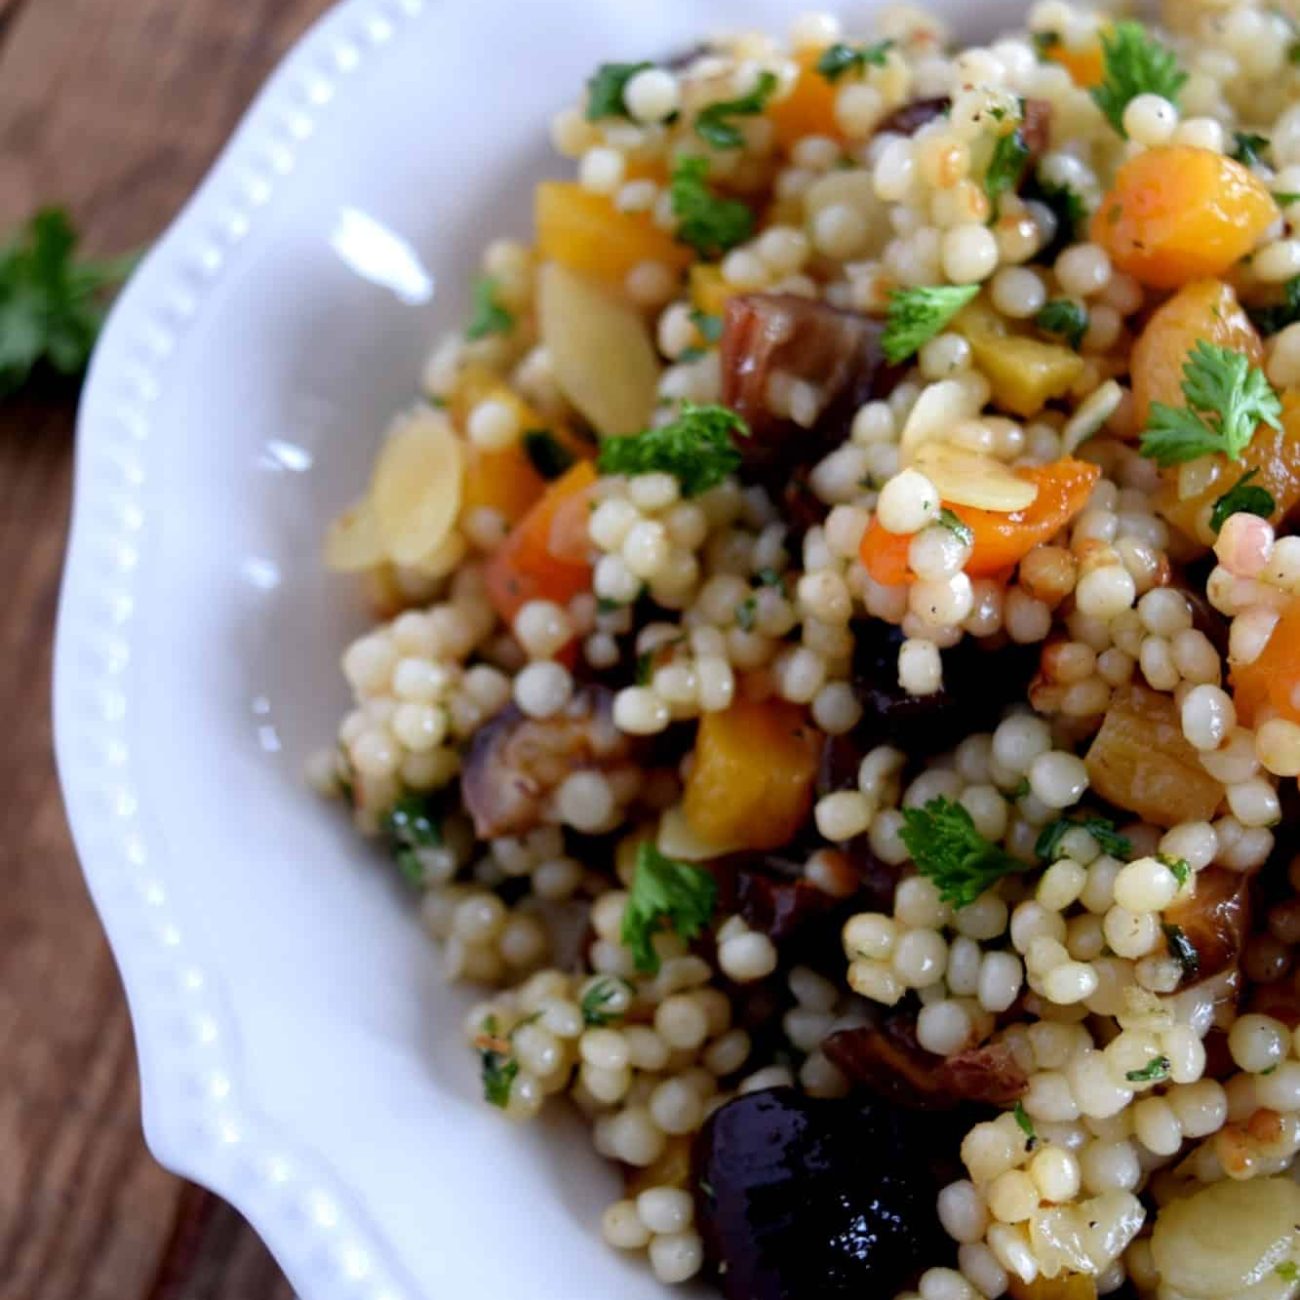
[{"xmin": 55, "ymin": 1, "xmax": 1029, "ymax": 1295}]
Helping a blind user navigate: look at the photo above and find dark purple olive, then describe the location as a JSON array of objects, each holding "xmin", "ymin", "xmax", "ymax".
[{"xmin": 693, "ymin": 1089, "xmax": 949, "ymax": 1299}]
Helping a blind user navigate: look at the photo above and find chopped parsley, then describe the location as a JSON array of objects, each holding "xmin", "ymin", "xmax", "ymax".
[
  {"xmin": 1163, "ymin": 923, "xmax": 1201, "ymax": 981},
  {"xmin": 1031, "ymin": 32, "xmax": 1059, "ymax": 58},
  {"xmin": 1277, "ymin": 1261, "xmax": 1300, "ymax": 1282},
  {"xmin": 1036, "ymin": 298, "xmax": 1089, "ymax": 349},
  {"xmin": 595, "ymin": 596, "xmax": 626, "ymax": 615},
  {"xmin": 1013, "ymin": 1101, "xmax": 1039, "ymax": 1151},
  {"xmin": 598, "ymin": 400, "xmax": 747, "ymax": 497},
  {"xmin": 621, "ymin": 843, "xmax": 718, "ymax": 974},
  {"xmin": 1140, "ymin": 341, "xmax": 1283, "ymax": 466},
  {"xmin": 669, "ymin": 156, "xmax": 755, "ymax": 258},
  {"xmin": 521, "ymin": 429, "xmax": 575, "ymax": 481},
  {"xmin": 635, "ymin": 649, "xmax": 655, "ymax": 686},
  {"xmin": 475, "ymin": 1016, "xmax": 519, "ymax": 1108},
  {"xmin": 581, "ymin": 976, "xmax": 633, "ymax": 1027},
  {"xmin": 691, "ymin": 307, "xmax": 724, "ymax": 343},
  {"xmin": 0, "ymin": 207, "xmax": 137, "ymax": 397},
  {"xmin": 1022, "ymin": 173, "xmax": 1089, "ymax": 264},
  {"xmin": 1091, "ymin": 21, "xmax": 1188, "ymax": 137},
  {"xmin": 815, "ymin": 40, "xmax": 894, "ymax": 82},
  {"xmin": 881, "ymin": 283, "xmax": 980, "ymax": 365},
  {"xmin": 1275, "ymin": 192, "xmax": 1300, "ymax": 207},
  {"xmin": 937, "ymin": 507, "xmax": 974, "ymax": 547},
  {"xmin": 1125, "ymin": 1055, "xmax": 1171, "ymax": 1084},
  {"xmin": 465, "ymin": 275, "xmax": 514, "ymax": 340},
  {"xmin": 1159, "ymin": 854, "xmax": 1191, "ymax": 888},
  {"xmin": 1249, "ymin": 276, "xmax": 1300, "ymax": 337},
  {"xmin": 695, "ymin": 71, "xmax": 779, "ymax": 150},
  {"xmin": 585, "ymin": 61, "xmax": 653, "ymax": 121},
  {"xmin": 985, "ymin": 113, "xmax": 1031, "ymax": 217},
  {"xmin": 735, "ymin": 596, "xmax": 758, "ymax": 632},
  {"xmin": 755, "ymin": 567, "xmax": 786, "ymax": 588},
  {"xmin": 1210, "ymin": 468, "xmax": 1275, "ymax": 535},
  {"xmin": 1231, "ymin": 131, "xmax": 1272, "ymax": 168},
  {"xmin": 383, "ymin": 793, "xmax": 442, "ymax": 886},
  {"xmin": 899, "ymin": 797, "xmax": 1028, "ymax": 909},
  {"xmin": 1036, "ymin": 816, "xmax": 1132, "ymax": 863}
]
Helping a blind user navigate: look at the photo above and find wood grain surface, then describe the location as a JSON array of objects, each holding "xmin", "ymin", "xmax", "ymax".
[{"xmin": 0, "ymin": 1, "xmax": 331, "ymax": 1296}]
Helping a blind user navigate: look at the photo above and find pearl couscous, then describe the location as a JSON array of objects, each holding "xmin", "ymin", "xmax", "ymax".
[{"xmin": 314, "ymin": 2, "xmax": 1300, "ymax": 1295}]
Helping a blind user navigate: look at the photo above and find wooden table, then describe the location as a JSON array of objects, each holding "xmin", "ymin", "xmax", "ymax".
[{"xmin": 0, "ymin": 1, "xmax": 332, "ymax": 1294}]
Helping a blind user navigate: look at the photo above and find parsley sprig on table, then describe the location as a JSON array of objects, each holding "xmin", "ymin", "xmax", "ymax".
[
  {"xmin": 1210, "ymin": 468, "xmax": 1275, "ymax": 534},
  {"xmin": 1091, "ymin": 21, "xmax": 1187, "ymax": 137},
  {"xmin": 1, "ymin": 207, "xmax": 136, "ymax": 398},
  {"xmin": 669, "ymin": 156, "xmax": 755, "ymax": 258},
  {"xmin": 599, "ymin": 400, "xmax": 748, "ymax": 497},
  {"xmin": 815, "ymin": 40, "xmax": 894, "ymax": 82},
  {"xmin": 621, "ymin": 843, "xmax": 717, "ymax": 974},
  {"xmin": 881, "ymin": 284, "xmax": 979, "ymax": 364},
  {"xmin": 695, "ymin": 72, "xmax": 779, "ymax": 150},
  {"xmin": 1140, "ymin": 341, "xmax": 1283, "ymax": 466},
  {"xmin": 899, "ymin": 797, "xmax": 1028, "ymax": 909}
]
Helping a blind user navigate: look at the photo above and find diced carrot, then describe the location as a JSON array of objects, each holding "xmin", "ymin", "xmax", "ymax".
[
  {"xmin": 1091, "ymin": 146, "xmax": 1279, "ymax": 290},
  {"xmin": 1038, "ymin": 36, "xmax": 1104, "ymax": 88},
  {"xmin": 484, "ymin": 460, "xmax": 597, "ymax": 626},
  {"xmin": 683, "ymin": 700, "xmax": 820, "ymax": 852},
  {"xmin": 536, "ymin": 181, "xmax": 692, "ymax": 288},
  {"xmin": 1231, "ymin": 595, "xmax": 1300, "ymax": 728},
  {"xmin": 768, "ymin": 48, "xmax": 843, "ymax": 149},
  {"xmin": 857, "ymin": 458, "xmax": 1101, "ymax": 584}
]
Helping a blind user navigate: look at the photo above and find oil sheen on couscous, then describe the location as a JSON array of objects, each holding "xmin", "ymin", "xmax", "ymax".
[{"xmin": 312, "ymin": 2, "xmax": 1300, "ymax": 1296}]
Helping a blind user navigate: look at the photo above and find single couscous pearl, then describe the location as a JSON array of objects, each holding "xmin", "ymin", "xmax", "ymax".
[
  {"xmin": 624, "ymin": 67, "xmax": 680, "ymax": 123},
  {"xmin": 877, "ymin": 468, "xmax": 941, "ymax": 533},
  {"xmin": 1122, "ymin": 93, "xmax": 1178, "ymax": 146}
]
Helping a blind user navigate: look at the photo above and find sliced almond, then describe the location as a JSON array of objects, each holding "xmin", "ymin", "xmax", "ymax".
[
  {"xmin": 324, "ymin": 496, "xmax": 386, "ymax": 572},
  {"xmin": 371, "ymin": 405, "xmax": 465, "ymax": 566},
  {"xmin": 538, "ymin": 261, "xmax": 661, "ymax": 437},
  {"xmin": 899, "ymin": 372, "xmax": 991, "ymax": 457},
  {"xmin": 913, "ymin": 442, "xmax": 1039, "ymax": 513}
]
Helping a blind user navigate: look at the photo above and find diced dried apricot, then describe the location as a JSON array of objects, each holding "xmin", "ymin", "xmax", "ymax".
[
  {"xmin": 1085, "ymin": 685, "xmax": 1225, "ymax": 827},
  {"xmin": 1232, "ymin": 594, "xmax": 1300, "ymax": 728},
  {"xmin": 1091, "ymin": 146, "xmax": 1279, "ymax": 290},
  {"xmin": 1131, "ymin": 280, "xmax": 1263, "ymax": 428},
  {"xmin": 767, "ymin": 48, "xmax": 843, "ymax": 150},
  {"xmin": 535, "ymin": 181, "xmax": 692, "ymax": 288},
  {"xmin": 1040, "ymin": 37, "xmax": 1104, "ymax": 88},
  {"xmin": 955, "ymin": 299, "xmax": 1085, "ymax": 418},
  {"xmin": 683, "ymin": 700, "xmax": 820, "ymax": 851},
  {"xmin": 859, "ymin": 522, "xmax": 913, "ymax": 586}
]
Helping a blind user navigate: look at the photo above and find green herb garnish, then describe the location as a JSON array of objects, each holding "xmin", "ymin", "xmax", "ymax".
[
  {"xmin": 1141, "ymin": 341, "xmax": 1283, "ymax": 466},
  {"xmin": 735, "ymin": 596, "xmax": 757, "ymax": 631},
  {"xmin": 1232, "ymin": 131, "xmax": 1272, "ymax": 168},
  {"xmin": 1159, "ymin": 854, "xmax": 1191, "ymax": 888},
  {"xmin": 881, "ymin": 283, "xmax": 980, "ymax": 364},
  {"xmin": 0, "ymin": 207, "xmax": 137, "ymax": 398},
  {"xmin": 669, "ymin": 156, "xmax": 755, "ymax": 258},
  {"xmin": 621, "ymin": 843, "xmax": 718, "ymax": 974},
  {"xmin": 522, "ymin": 429, "xmax": 575, "ymax": 481},
  {"xmin": 1210, "ymin": 468, "xmax": 1276, "ymax": 535},
  {"xmin": 476, "ymin": 1016, "xmax": 519, "ymax": 1108},
  {"xmin": 466, "ymin": 275, "xmax": 514, "ymax": 340},
  {"xmin": 599, "ymin": 400, "xmax": 747, "ymax": 497},
  {"xmin": 635, "ymin": 649, "xmax": 655, "ymax": 686},
  {"xmin": 755, "ymin": 567, "xmax": 785, "ymax": 588},
  {"xmin": 1277, "ymin": 1261, "xmax": 1299, "ymax": 1283},
  {"xmin": 1036, "ymin": 816, "xmax": 1132, "ymax": 862},
  {"xmin": 695, "ymin": 71, "xmax": 779, "ymax": 150},
  {"xmin": 1126, "ymin": 1055, "xmax": 1171, "ymax": 1084},
  {"xmin": 1163, "ymin": 923, "xmax": 1201, "ymax": 980},
  {"xmin": 384, "ymin": 793, "xmax": 442, "ymax": 886},
  {"xmin": 691, "ymin": 307, "xmax": 724, "ymax": 343},
  {"xmin": 581, "ymin": 976, "xmax": 634, "ymax": 1027},
  {"xmin": 985, "ymin": 114, "xmax": 1031, "ymax": 217},
  {"xmin": 815, "ymin": 40, "xmax": 894, "ymax": 82},
  {"xmin": 1036, "ymin": 299, "xmax": 1089, "ymax": 349},
  {"xmin": 899, "ymin": 797, "xmax": 1027, "ymax": 909},
  {"xmin": 1013, "ymin": 1101, "xmax": 1038, "ymax": 1151},
  {"xmin": 585, "ymin": 61, "xmax": 653, "ymax": 121},
  {"xmin": 937, "ymin": 507, "xmax": 974, "ymax": 547},
  {"xmin": 1091, "ymin": 21, "xmax": 1187, "ymax": 137},
  {"xmin": 1250, "ymin": 276, "xmax": 1300, "ymax": 337}
]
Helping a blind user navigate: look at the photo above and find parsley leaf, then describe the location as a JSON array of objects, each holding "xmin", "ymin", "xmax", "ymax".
[
  {"xmin": 755, "ymin": 567, "xmax": 785, "ymax": 588},
  {"xmin": 899, "ymin": 797, "xmax": 1027, "ymax": 909},
  {"xmin": 1013, "ymin": 1101, "xmax": 1038, "ymax": 1151},
  {"xmin": 475, "ymin": 1016, "xmax": 519, "ymax": 1108},
  {"xmin": 1232, "ymin": 131, "xmax": 1272, "ymax": 168},
  {"xmin": 598, "ymin": 400, "xmax": 747, "ymax": 496},
  {"xmin": 1036, "ymin": 816, "xmax": 1132, "ymax": 862},
  {"xmin": 586, "ymin": 61, "xmax": 653, "ymax": 121},
  {"xmin": 815, "ymin": 40, "xmax": 894, "ymax": 81},
  {"xmin": 1126, "ymin": 1056, "xmax": 1171, "ymax": 1084},
  {"xmin": 1022, "ymin": 173, "xmax": 1089, "ymax": 265},
  {"xmin": 466, "ymin": 275, "xmax": 514, "ymax": 340},
  {"xmin": 881, "ymin": 283, "xmax": 980, "ymax": 364},
  {"xmin": 522, "ymin": 429, "xmax": 575, "ymax": 481},
  {"xmin": 670, "ymin": 156, "xmax": 755, "ymax": 258},
  {"xmin": 690, "ymin": 307, "xmax": 724, "ymax": 344},
  {"xmin": 0, "ymin": 207, "xmax": 136, "ymax": 397},
  {"xmin": 1249, "ymin": 276, "xmax": 1300, "ymax": 337},
  {"xmin": 1036, "ymin": 298, "xmax": 1089, "ymax": 349},
  {"xmin": 695, "ymin": 71, "xmax": 779, "ymax": 150},
  {"xmin": 1163, "ymin": 923, "xmax": 1201, "ymax": 981},
  {"xmin": 1091, "ymin": 21, "xmax": 1188, "ymax": 137},
  {"xmin": 985, "ymin": 116, "xmax": 1031, "ymax": 217},
  {"xmin": 1275, "ymin": 192, "xmax": 1300, "ymax": 207},
  {"xmin": 937, "ymin": 507, "xmax": 974, "ymax": 547},
  {"xmin": 1141, "ymin": 341, "xmax": 1283, "ymax": 466},
  {"xmin": 635, "ymin": 649, "xmax": 655, "ymax": 686},
  {"xmin": 581, "ymin": 976, "xmax": 633, "ymax": 1027},
  {"xmin": 1159, "ymin": 854, "xmax": 1192, "ymax": 888},
  {"xmin": 1210, "ymin": 467, "xmax": 1276, "ymax": 534},
  {"xmin": 383, "ymin": 793, "xmax": 442, "ymax": 886},
  {"xmin": 1277, "ymin": 1262, "xmax": 1299, "ymax": 1283},
  {"xmin": 621, "ymin": 843, "xmax": 718, "ymax": 974},
  {"xmin": 735, "ymin": 596, "xmax": 757, "ymax": 631}
]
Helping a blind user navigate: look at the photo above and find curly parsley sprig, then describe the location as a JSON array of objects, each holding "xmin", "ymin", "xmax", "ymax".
[
  {"xmin": 669, "ymin": 156, "xmax": 755, "ymax": 258},
  {"xmin": 1091, "ymin": 21, "xmax": 1187, "ymax": 137},
  {"xmin": 620, "ymin": 844, "xmax": 717, "ymax": 974},
  {"xmin": 599, "ymin": 401, "xmax": 748, "ymax": 497},
  {"xmin": 695, "ymin": 72, "xmax": 779, "ymax": 150},
  {"xmin": 881, "ymin": 284, "xmax": 980, "ymax": 365},
  {"xmin": 899, "ymin": 797, "xmax": 1029, "ymax": 909}
]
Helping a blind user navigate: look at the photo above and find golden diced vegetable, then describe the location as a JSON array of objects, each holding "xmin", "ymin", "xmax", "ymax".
[
  {"xmin": 1008, "ymin": 1274, "xmax": 1098, "ymax": 1300},
  {"xmin": 955, "ymin": 299, "xmax": 1085, "ymax": 418},
  {"xmin": 690, "ymin": 264, "xmax": 732, "ymax": 319},
  {"xmin": 1085, "ymin": 685, "xmax": 1224, "ymax": 827}
]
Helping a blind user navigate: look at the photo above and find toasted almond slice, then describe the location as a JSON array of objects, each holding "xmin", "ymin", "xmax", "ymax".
[
  {"xmin": 538, "ymin": 261, "xmax": 661, "ymax": 437},
  {"xmin": 913, "ymin": 442, "xmax": 1039, "ymax": 513},
  {"xmin": 371, "ymin": 405, "xmax": 465, "ymax": 566},
  {"xmin": 324, "ymin": 496, "xmax": 386, "ymax": 572},
  {"xmin": 899, "ymin": 372, "xmax": 991, "ymax": 456}
]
